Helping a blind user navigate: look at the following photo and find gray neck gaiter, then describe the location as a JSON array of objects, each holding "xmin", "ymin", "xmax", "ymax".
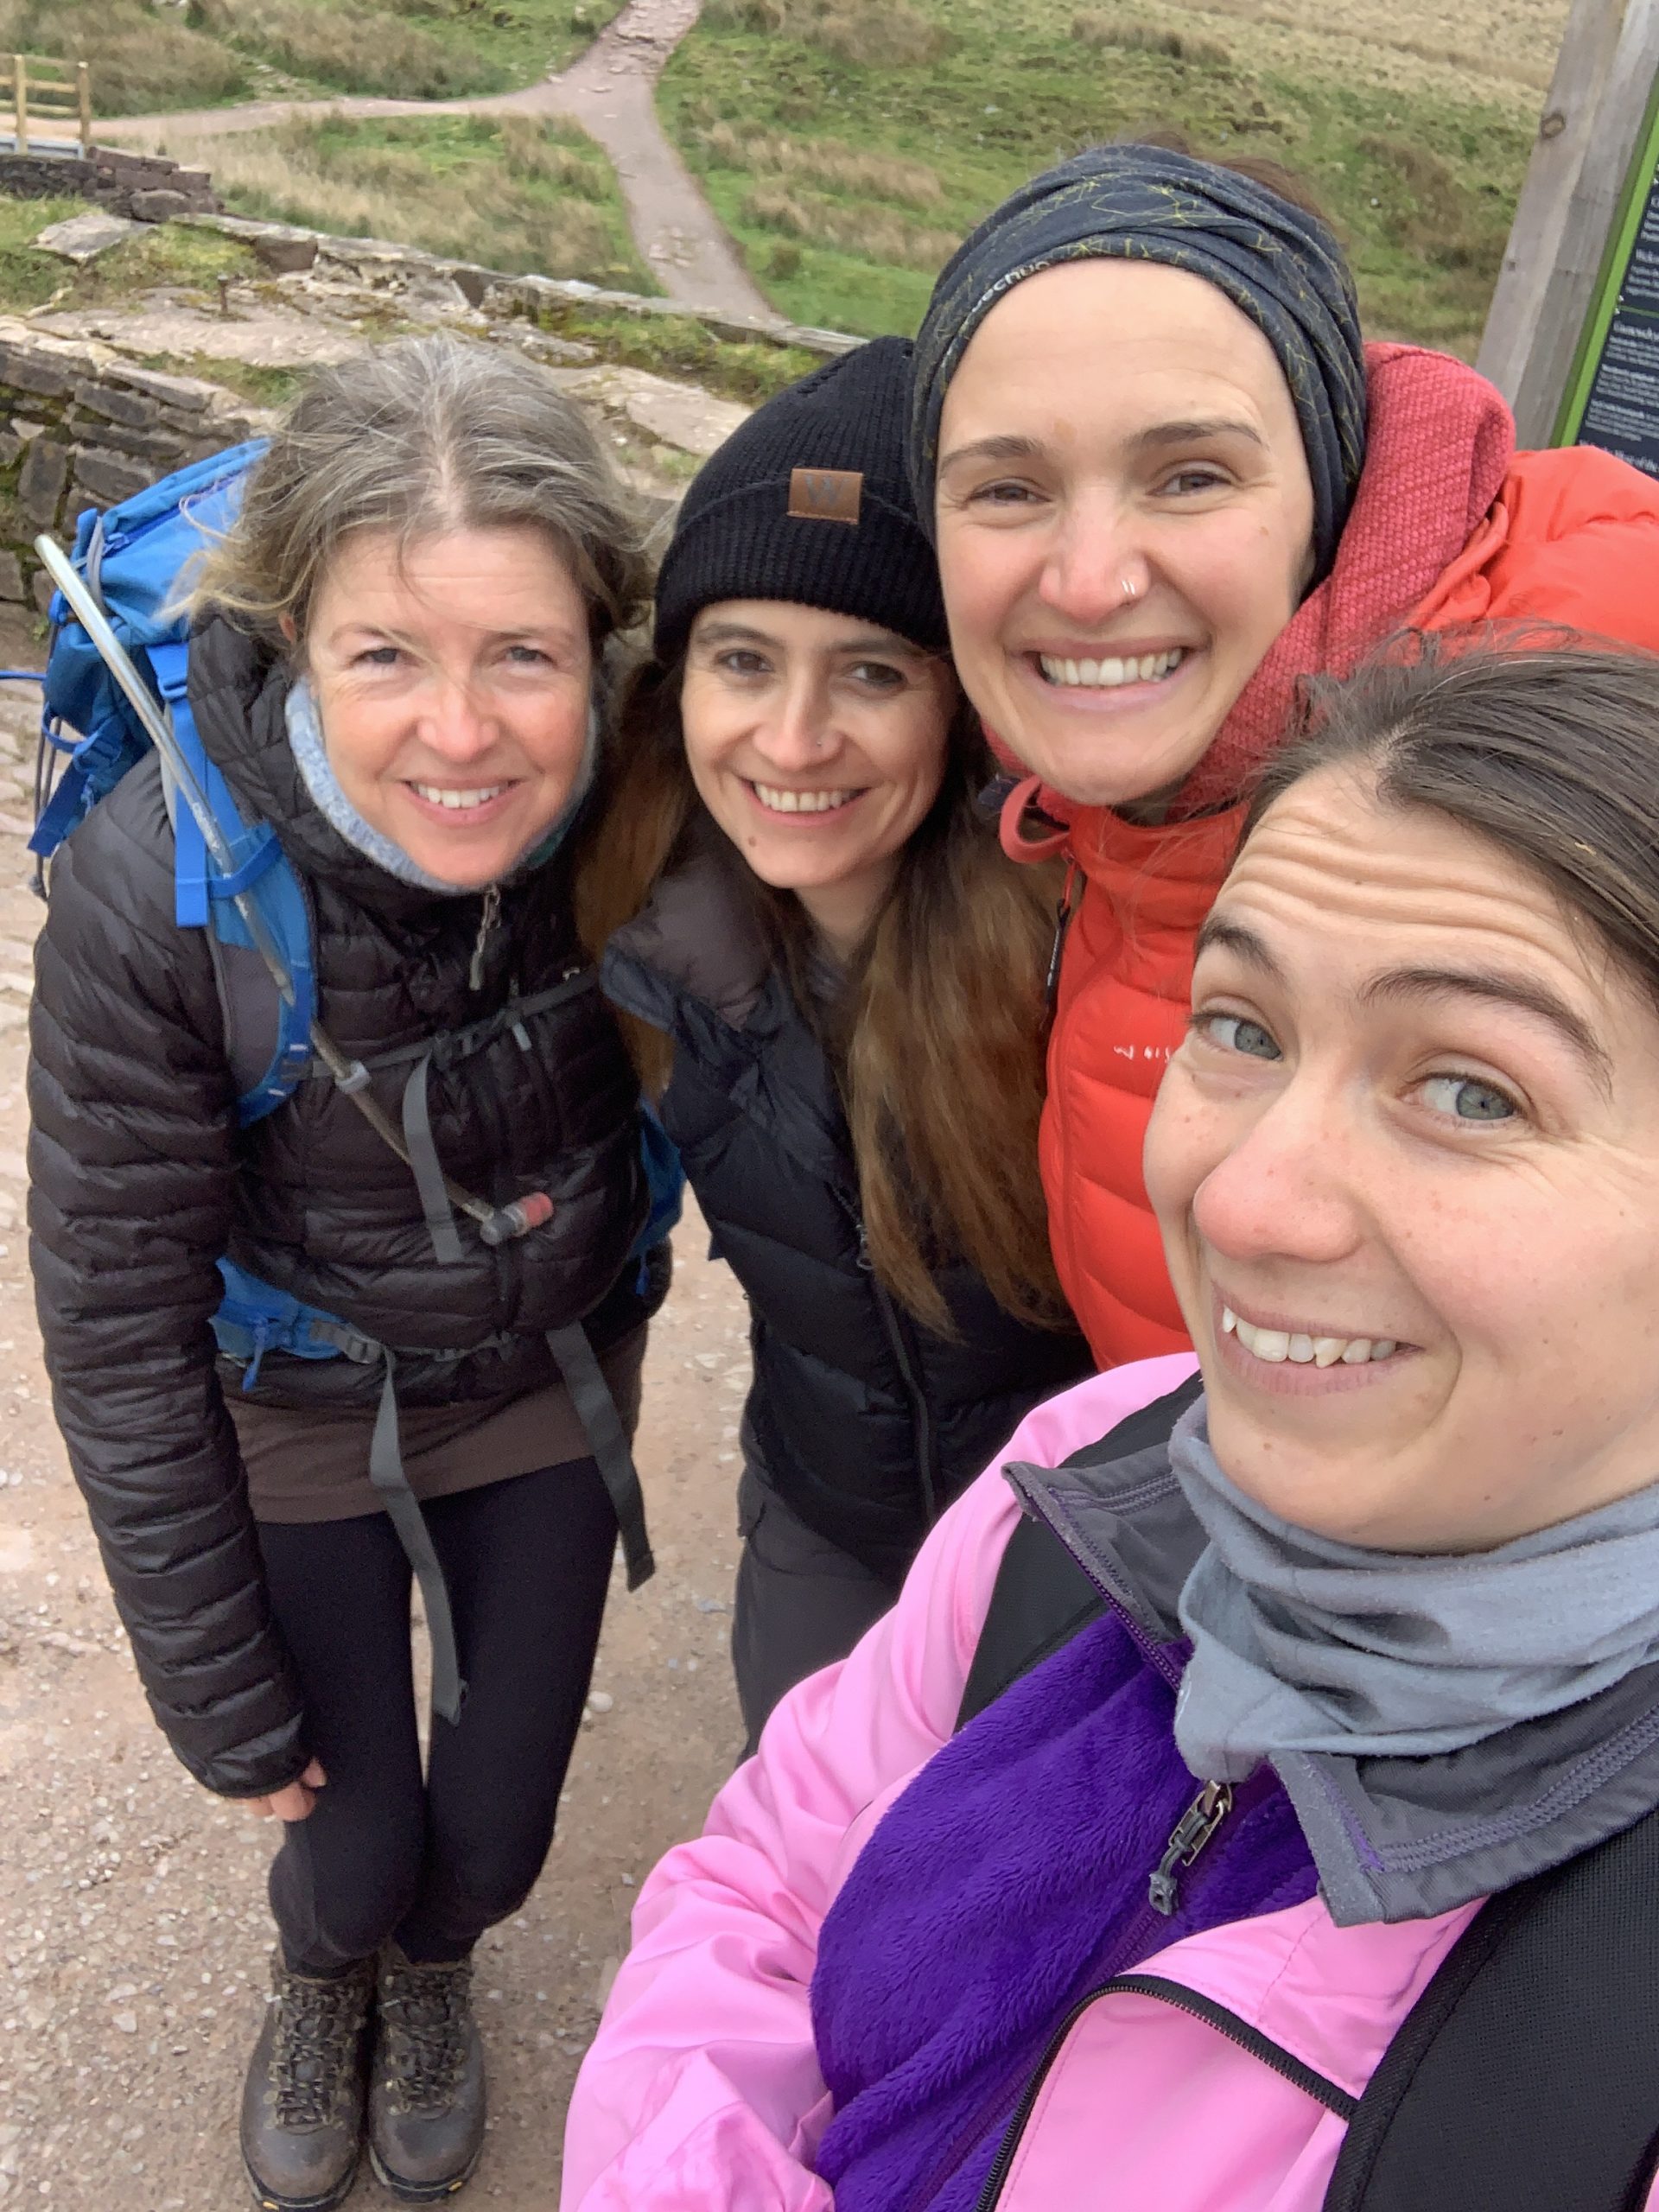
[
  {"xmin": 284, "ymin": 679, "xmax": 598, "ymax": 894},
  {"xmin": 1169, "ymin": 1400, "xmax": 1659, "ymax": 1784}
]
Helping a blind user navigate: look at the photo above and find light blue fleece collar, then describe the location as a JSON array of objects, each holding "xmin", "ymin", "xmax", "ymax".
[{"xmin": 284, "ymin": 679, "xmax": 598, "ymax": 893}]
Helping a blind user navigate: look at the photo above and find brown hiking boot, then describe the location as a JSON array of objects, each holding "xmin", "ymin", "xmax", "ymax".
[
  {"xmin": 367, "ymin": 1946, "xmax": 486, "ymax": 2202},
  {"xmin": 240, "ymin": 1955, "xmax": 373, "ymax": 2212}
]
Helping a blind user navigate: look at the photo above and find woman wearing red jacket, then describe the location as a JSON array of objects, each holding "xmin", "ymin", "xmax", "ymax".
[{"xmin": 907, "ymin": 139, "xmax": 1659, "ymax": 1369}]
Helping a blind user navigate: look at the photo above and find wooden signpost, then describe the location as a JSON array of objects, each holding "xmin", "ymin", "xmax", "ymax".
[{"xmin": 1477, "ymin": 0, "xmax": 1659, "ymax": 451}]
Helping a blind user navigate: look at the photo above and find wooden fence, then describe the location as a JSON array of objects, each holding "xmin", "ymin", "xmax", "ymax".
[{"xmin": 0, "ymin": 56, "xmax": 92, "ymax": 159}]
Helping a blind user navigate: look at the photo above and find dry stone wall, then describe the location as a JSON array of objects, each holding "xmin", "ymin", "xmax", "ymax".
[
  {"xmin": 0, "ymin": 149, "xmax": 218, "ymax": 222},
  {"xmin": 200, "ymin": 213, "xmax": 855, "ymax": 358},
  {"xmin": 0, "ymin": 324, "xmax": 268, "ymax": 610}
]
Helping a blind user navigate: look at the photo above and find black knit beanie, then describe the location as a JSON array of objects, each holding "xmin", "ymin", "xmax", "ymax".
[{"xmin": 652, "ymin": 335, "xmax": 948, "ymax": 664}]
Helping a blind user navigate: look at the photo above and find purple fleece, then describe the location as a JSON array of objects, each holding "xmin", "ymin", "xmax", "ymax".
[{"xmin": 809, "ymin": 1611, "xmax": 1319, "ymax": 2212}]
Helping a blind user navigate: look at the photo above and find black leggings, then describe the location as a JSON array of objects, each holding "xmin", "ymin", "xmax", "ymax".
[{"xmin": 256, "ymin": 1459, "xmax": 616, "ymax": 1976}]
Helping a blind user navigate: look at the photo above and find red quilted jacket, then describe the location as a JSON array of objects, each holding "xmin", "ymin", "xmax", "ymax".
[{"xmin": 1026, "ymin": 346, "xmax": 1659, "ymax": 1366}]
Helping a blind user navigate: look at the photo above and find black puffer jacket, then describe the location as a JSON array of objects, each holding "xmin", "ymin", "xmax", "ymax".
[
  {"xmin": 604, "ymin": 849, "xmax": 1092, "ymax": 1583},
  {"xmin": 29, "ymin": 618, "xmax": 651, "ymax": 1796}
]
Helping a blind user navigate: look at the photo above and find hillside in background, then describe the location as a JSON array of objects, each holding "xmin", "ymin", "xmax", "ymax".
[
  {"xmin": 659, "ymin": 0, "xmax": 1567, "ymax": 351},
  {"xmin": 9, "ymin": 0, "xmax": 627, "ymax": 109},
  {"xmin": 47, "ymin": 0, "xmax": 1574, "ymax": 353}
]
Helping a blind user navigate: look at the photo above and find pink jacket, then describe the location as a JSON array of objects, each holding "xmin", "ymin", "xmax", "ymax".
[{"xmin": 561, "ymin": 1357, "xmax": 1654, "ymax": 2210}]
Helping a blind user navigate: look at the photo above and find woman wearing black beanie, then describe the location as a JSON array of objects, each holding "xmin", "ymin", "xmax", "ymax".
[{"xmin": 587, "ymin": 336, "xmax": 1092, "ymax": 1739}]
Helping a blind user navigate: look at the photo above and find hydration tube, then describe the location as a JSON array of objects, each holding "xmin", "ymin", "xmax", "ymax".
[{"xmin": 34, "ymin": 534, "xmax": 550, "ymax": 1249}]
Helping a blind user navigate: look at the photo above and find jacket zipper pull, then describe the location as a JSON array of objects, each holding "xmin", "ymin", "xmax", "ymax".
[
  {"xmin": 1044, "ymin": 860, "xmax": 1079, "ymax": 1014},
  {"xmin": 468, "ymin": 884, "xmax": 501, "ymax": 992},
  {"xmin": 1148, "ymin": 1782, "xmax": 1234, "ymax": 1916}
]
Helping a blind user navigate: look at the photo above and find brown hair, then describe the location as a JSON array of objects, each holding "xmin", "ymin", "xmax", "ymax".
[
  {"xmin": 190, "ymin": 333, "xmax": 651, "ymax": 650},
  {"xmin": 1242, "ymin": 634, "xmax": 1659, "ymax": 1005},
  {"xmin": 576, "ymin": 657, "xmax": 1070, "ymax": 1332}
]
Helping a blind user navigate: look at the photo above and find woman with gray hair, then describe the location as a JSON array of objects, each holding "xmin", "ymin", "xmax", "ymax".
[{"xmin": 28, "ymin": 334, "xmax": 664, "ymax": 2209}]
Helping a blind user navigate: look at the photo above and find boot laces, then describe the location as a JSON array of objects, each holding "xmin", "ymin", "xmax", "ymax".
[
  {"xmin": 379, "ymin": 1958, "xmax": 472, "ymax": 2115},
  {"xmin": 269, "ymin": 1970, "xmax": 366, "ymax": 2128}
]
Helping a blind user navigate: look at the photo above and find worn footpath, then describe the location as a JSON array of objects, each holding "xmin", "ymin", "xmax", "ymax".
[{"xmin": 0, "ymin": 647, "xmax": 749, "ymax": 2208}]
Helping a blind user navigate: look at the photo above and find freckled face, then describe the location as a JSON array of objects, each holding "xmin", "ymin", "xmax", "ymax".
[
  {"xmin": 935, "ymin": 259, "xmax": 1317, "ymax": 810},
  {"xmin": 1143, "ymin": 767, "xmax": 1659, "ymax": 1551}
]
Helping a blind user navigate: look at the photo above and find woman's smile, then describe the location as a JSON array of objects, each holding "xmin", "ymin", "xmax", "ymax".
[
  {"xmin": 682, "ymin": 601, "xmax": 957, "ymax": 958},
  {"xmin": 1146, "ymin": 753, "xmax": 1659, "ymax": 1550},
  {"xmin": 1017, "ymin": 639, "xmax": 1202, "ymax": 722},
  {"xmin": 404, "ymin": 779, "xmax": 521, "ymax": 823},
  {"xmin": 1212, "ymin": 1290, "xmax": 1415, "ymax": 1396},
  {"xmin": 744, "ymin": 779, "xmax": 868, "ymax": 819},
  {"xmin": 935, "ymin": 259, "xmax": 1316, "ymax": 809},
  {"xmin": 1034, "ymin": 645, "xmax": 1190, "ymax": 690},
  {"xmin": 302, "ymin": 524, "xmax": 594, "ymax": 890}
]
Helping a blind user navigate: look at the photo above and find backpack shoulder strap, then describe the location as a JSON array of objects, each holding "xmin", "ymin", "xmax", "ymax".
[
  {"xmin": 149, "ymin": 639, "xmax": 315, "ymax": 1124},
  {"xmin": 1325, "ymin": 1802, "xmax": 1659, "ymax": 2212},
  {"xmin": 954, "ymin": 1370, "xmax": 1205, "ymax": 1733}
]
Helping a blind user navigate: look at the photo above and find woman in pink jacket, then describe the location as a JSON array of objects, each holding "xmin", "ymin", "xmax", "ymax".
[{"xmin": 563, "ymin": 638, "xmax": 1659, "ymax": 2212}]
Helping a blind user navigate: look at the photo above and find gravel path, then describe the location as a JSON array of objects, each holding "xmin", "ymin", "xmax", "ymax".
[
  {"xmin": 95, "ymin": 0, "xmax": 781, "ymax": 326},
  {"xmin": 0, "ymin": 647, "xmax": 747, "ymax": 2208}
]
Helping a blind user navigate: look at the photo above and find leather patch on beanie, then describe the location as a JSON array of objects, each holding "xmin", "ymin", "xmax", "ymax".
[{"xmin": 788, "ymin": 467, "xmax": 863, "ymax": 524}]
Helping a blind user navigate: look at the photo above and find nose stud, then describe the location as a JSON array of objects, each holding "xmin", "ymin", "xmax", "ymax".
[{"xmin": 1120, "ymin": 575, "xmax": 1140, "ymax": 607}]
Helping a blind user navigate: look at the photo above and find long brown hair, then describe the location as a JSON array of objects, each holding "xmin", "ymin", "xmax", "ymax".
[{"xmin": 575, "ymin": 656, "xmax": 1070, "ymax": 1333}]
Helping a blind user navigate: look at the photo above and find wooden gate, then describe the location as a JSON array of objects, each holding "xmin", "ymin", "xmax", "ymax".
[{"xmin": 0, "ymin": 56, "xmax": 92, "ymax": 158}]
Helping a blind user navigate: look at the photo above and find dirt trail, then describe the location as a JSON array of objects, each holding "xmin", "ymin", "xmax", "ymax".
[
  {"xmin": 95, "ymin": 0, "xmax": 780, "ymax": 326},
  {"xmin": 0, "ymin": 644, "xmax": 747, "ymax": 2207}
]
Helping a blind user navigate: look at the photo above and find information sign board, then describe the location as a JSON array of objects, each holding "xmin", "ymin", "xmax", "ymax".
[{"xmin": 1556, "ymin": 80, "xmax": 1659, "ymax": 471}]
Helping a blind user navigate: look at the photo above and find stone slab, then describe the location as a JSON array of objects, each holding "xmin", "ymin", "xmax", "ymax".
[
  {"xmin": 71, "ymin": 380, "xmax": 162, "ymax": 431},
  {"xmin": 67, "ymin": 416, "xmax": 194, "ymax": 465},
  {"xmin": 72, "ymin": 448, "xmax": 156, "ymax": 505},
  {"xmin": 33, "ymin": 212, "xmax": 142, "ymax": 266},
  {"xmin": 130, "ymin": 190, "xmax": 194, "ymax": 225},
  {"xmin": 103, "ymin": 364, "xmax": 217, "ymax": 414},
  {"xmin": 249, "ymin": 231, "xmax": 319, "ymax": 276},
  {"xmin": 17, "ymin": 440, "xmax": 68, "ymax": 532},
  {"xmin": 618, "ymin": 377, "xmax": 748, "ymax": 457},
  {"xmin": 35, "ymin": 307, "xmax": 361, "ymax": 372},
  {"xmin": 554, "ymin": 365, "xmax": 750, "ymax": 457}
]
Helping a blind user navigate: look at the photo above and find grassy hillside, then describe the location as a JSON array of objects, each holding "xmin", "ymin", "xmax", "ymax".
[
  {"xmin": 151, "ymin": 115, "xmax": 654, "ymax": 292},
  {"xmin": 4, "ymin": 0, "xmax": 626, "ymax": 115},
  {"xmin": 658, "ymin": 0, "xmax": 1557, "ymax": 351}
]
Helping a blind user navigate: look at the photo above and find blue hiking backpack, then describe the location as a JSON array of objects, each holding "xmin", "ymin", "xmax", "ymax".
[
  {"xmin": 31, "ymin": 445, "xmax": 681, "ymax": 1716},
  {"xmin": 33, "ymin": 442, "xmax": 321, "ymax": 1122}
]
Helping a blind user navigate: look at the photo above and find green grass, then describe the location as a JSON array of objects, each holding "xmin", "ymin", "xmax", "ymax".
[
  {"xmin": 165, "ymin": 113, "xmax": 654, "ymax": 292},
  {"xmin": 519, "ymin": 296, "xmax": 827, "ymax": 403},
  {"xmin": 2, "ymin": 1, "xmax": 250, "ymax": 115},
  {"xmin": 136, "ymin": 353, "xmax": 307, "ymax": 410},
  {"xmin": 0, "ymin": 197, "xmax": 293, "ymax": 404},
  {"xmin": 658, "ymin": 0, "xmax": 1532, "ymax": 351},
  {"xmin": 0, "ymin": 0, "xmax": 630, "ymax": 117},
  {"xmin": 0, "ymin": 194, "xmax": 263, "ymax": 312},
  {"xmin": 0, "ymin": 195, "xmax": 94, "ymax": 312}
]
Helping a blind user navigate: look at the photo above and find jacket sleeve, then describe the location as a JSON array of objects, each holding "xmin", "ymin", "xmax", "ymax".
[
  {"xmin": 27, "ymin": 779, "xmax": 308, "ymax": 1798},
  {"xmin": 1485, "ymin": 447, "xmax": 1659, "ymax": 650},
  {"xmin": 560, "ymin": 1357, "xmax": 1198, "ymax": 2211}
]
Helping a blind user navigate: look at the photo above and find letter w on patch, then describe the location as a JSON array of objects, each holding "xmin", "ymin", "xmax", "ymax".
[{"xmin": 789, "ymin": 467, "xmax": 862, "ymax": 524}]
